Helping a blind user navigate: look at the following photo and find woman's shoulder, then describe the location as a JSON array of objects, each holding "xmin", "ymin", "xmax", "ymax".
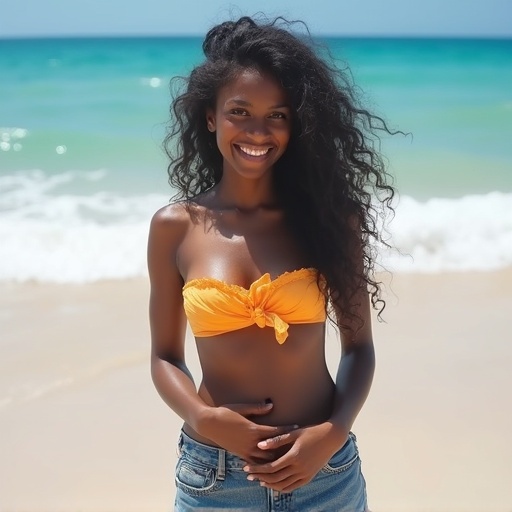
[
  {"xmin": 149, "ymin": 200, "xmax": 192, "ymax": 246},
  {"xmin": 151, "ymin": 197, "xmax": 206, "ymax": 225},
  {"xmin": 148, "ymin": 202, "xmax": 196, "ymax": 280},
  {"xmin": 149, "ymin": 197, "xmax": 212, "ymax": 243},
  {"xmin": 148, "ymin": 198, "xmax": 212, "ymax": 277},
  {"xmin": 151, "ymin": 200, "xmax": 188, "ymax": 223}
]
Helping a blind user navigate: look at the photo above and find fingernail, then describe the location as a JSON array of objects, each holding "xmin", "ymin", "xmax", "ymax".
[
  {"xmin": 258, "ymin": 440, "xmax": 268, "ymax": 448},
  {"xmin": 247, "ymin": 475, "xmax": 255, "ymax": 481},
  {"xmin": 243, "ymin": 466, "xmax": 250, "ymax": 472},
  {"xmin": 293, "ymin": 424, "xmax": 299, "ymax": 429}
]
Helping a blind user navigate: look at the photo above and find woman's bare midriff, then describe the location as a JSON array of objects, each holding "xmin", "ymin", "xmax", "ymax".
[{"xmin": 182, "ymin": 322, "xmax": 336, "ymax": 447}]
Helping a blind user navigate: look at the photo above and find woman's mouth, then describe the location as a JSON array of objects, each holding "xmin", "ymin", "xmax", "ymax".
[{"xmin": 235, "ymin": 144, "xmax": 273, "ymax": 159}]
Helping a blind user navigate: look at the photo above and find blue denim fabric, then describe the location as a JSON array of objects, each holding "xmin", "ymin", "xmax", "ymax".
[{"xmin": 174, "ymin": 430, "xmax": 368, "ymax": 511}]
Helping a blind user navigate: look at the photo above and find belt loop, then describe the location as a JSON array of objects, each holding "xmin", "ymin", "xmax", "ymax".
[
  {"xmin": 176, "ymin": 434, "xmax": 183, "ymax": 457},
  {"xmin": 217, "ymin": 448, "xmax": 226, "ymax": 481}
]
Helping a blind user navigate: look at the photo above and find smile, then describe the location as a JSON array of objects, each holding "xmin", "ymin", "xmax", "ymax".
[{"xmin": 236, "ymin": 145, "xmax": 272, "ymax": 157}]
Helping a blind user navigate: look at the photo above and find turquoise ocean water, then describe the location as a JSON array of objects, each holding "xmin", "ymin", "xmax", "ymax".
[{"xmin": 1, "ymin": 36, "xmax": 511, "ymax": 281}]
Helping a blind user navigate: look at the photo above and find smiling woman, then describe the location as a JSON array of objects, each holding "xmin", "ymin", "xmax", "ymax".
[
  {"xmin": 205, "ymin": 69, "xmax": 292, "ymax": 182},
  {"xmin": 149, "ymin": 15, "xmax": 397, "ymax": 511}
]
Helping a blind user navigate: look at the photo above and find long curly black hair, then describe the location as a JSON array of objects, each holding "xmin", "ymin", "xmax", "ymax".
[{"xmin": 164, "ymin": 15, "xmax": 397, "ymax": 334}]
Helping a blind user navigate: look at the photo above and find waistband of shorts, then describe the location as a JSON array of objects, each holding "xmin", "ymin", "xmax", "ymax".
[{"xmin": 177, "ymin": 430, "xmax": 247, "ymax": 471}]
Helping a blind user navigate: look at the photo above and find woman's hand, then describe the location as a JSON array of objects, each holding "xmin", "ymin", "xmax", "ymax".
[
  {"xmin": 242, "ymin": 423, "xmax": 347, "ymax": 492},
  {"xmin": 198, "ymin": 401, "xmax": 299, "ymax": 464}
]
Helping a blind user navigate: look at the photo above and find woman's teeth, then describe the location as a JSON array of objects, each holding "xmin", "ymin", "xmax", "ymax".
[{"xmin": 238, "ymin": 146, "xmax": 270, "ymax": 157}]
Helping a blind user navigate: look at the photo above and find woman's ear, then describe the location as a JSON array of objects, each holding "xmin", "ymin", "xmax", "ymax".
[{"xmin": 206, "ymin": 110, "xmax": 216, "ymax": 132}]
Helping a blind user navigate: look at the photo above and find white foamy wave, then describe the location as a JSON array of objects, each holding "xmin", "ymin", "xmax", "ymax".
[
  {"xmin": 383, "ymin": 192, "xmax": 512, "ymax": 273},
  {"xmin": 0, "ymin": 170, "xmax": 169, "ymax": 283},
  {"xmin": 1, "ymin": 171, "xmax": 511, "ymax": 281}
]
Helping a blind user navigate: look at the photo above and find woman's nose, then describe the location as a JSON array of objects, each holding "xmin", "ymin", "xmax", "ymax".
[{"xmin": 245, "ymin": 117, "xmax": 270, "ymax": 139}]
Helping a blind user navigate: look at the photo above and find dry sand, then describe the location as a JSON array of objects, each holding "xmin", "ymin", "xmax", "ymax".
[{"xmin": 0, "ymin": 271, "xmax": 511, "ymax": 512}]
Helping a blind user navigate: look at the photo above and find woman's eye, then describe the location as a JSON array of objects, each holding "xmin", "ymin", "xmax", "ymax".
[
  {"xmin": 269, "ymin": 112, "xmax": 286, "ymax": 119},
  {"xmin": 230, "ymin": 109, "xmax": 248, "ymax": 116}
]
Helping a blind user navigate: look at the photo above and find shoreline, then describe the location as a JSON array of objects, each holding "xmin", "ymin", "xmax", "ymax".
[{"xmin": 1, "ymin": 270, "xmax": 511, "ymax": 511}]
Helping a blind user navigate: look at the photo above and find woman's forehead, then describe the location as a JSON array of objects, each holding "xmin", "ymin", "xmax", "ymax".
[{"xmin": 216, "ymin": 68, "xmax": 289, "ymax": 107}]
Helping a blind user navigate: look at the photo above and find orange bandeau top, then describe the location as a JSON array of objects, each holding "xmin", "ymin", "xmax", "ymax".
[{"xmin": 182, "ymin": 268, "xmax": 326, "ymax": 344}]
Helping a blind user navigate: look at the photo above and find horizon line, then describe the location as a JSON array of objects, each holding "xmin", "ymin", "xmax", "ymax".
[{"xmin": 1, "ymin": 32, "xmax": 511, "ymax": 41}]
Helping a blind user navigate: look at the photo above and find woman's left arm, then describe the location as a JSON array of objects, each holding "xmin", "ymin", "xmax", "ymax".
[
  {"xmin": 326, "ymin": 289, "xmax": 375, "ymax": 447},
  {"xmin": 244, "ymin": 275, "xmax": 375, "ymax": 492}
]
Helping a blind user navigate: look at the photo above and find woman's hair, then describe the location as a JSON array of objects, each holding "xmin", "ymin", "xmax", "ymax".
[{"xmin": 165, "ymin": 15, "xmax": 398, "ymax": 335}]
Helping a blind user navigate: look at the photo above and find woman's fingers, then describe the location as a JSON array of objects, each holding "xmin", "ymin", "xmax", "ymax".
[
  {"xmin": 258, "ymin": 473, "xmax": 305, "ymax": 492},
  {"xmin": 243, "ymin": 456, "xmax": 285, "ymax": 475},
  {"xmin": 257, "ymin": 429, "xmax": 299, "ymax": 450},
  {"xmin": 246, "ymin": 450, "xmax": 276, "ymax": 463},
  {"xmin": 247, "ymin": 466, "xmax": 294, "ymax": 484},
  {"xmin": 244, "ymin": 445, "xmax": 301, "ymax": 478},
  {"xmin": 251, "ymin": 464, "xmax": 308, "ymax": 492}
]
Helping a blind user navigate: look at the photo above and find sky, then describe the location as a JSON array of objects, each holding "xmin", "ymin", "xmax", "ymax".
[{"xmin": 1, "ymin": 0, "xmax": 511, "ymax": 38}]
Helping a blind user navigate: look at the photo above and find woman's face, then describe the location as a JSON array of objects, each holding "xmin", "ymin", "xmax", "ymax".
[{"xmin": 206, "ymin": 68, "xmax": 292, "ymax": 180}]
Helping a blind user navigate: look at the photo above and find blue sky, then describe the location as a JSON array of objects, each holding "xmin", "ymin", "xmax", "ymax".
[{"xmin": 1, "ymin": 0, "xmax": 511, "ymax": 38}]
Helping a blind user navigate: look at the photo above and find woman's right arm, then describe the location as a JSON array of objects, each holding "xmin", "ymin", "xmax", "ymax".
[{"xmin": 148, "ymin": 205, "xmax": 210, "ymax": 430}]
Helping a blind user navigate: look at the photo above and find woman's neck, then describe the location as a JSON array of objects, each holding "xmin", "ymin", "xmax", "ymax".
[{"xmin": 214, "ymin": 173, "xmax": 277, "ymax": 212}]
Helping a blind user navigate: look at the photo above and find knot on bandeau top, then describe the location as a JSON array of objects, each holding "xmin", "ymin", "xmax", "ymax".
[
  {"xmin": 250, "ymin": 306, "xmax": 289, "ymax": 342},
  {"xmin": 182, "ymin": 268, "xmax": 326, "ymax": 344}
]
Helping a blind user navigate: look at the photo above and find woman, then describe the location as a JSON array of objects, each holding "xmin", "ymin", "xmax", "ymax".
[{"xmin": 148, "ymin": 15, "xmax": 395, "ymax": 511}]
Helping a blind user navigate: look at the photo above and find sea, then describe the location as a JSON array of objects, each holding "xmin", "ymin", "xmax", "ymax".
[{"xmin": 1, "ymin": 36, "xmax": 511, "ymax": 282}]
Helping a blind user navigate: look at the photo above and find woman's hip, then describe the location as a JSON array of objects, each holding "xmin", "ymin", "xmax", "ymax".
[{"xmin": 174, "ymin": 430, "xmax": 368, "ymax": 511}]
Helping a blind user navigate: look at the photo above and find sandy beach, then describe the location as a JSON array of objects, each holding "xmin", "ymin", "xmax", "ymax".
[{"xmin": 1, "ymin": 271, "xmax": 511, "ymax": 512}]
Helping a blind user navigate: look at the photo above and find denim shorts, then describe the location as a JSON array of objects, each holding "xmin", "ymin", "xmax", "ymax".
[{"xmin": 174, "ymin": 430, "xmax": 368, "ymax": 511}]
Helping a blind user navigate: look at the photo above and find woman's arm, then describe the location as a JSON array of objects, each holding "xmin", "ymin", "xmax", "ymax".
[
  {"xmin": 327, "ymin": 289, "xmax": 375, "ymax": 444},
  {"xmin": 148, "ymin": 205, "xmax": 210, "ymax": 429},
  {"xmin": 327, "ymin": 216, "xmax": 376, "ymax": 444}
]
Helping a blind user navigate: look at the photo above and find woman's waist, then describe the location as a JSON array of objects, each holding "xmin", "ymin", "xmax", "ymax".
[
  {"xmin": 199, "ymin": 366, "xmax": 334, "ymax": 417},
  {"xmin": 183, "ymin": 376, "xmax": 336, "ymax": 448},
  {"xmin": 198, "ymin": 364, "xmax": 335, "ymax": 416}
]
